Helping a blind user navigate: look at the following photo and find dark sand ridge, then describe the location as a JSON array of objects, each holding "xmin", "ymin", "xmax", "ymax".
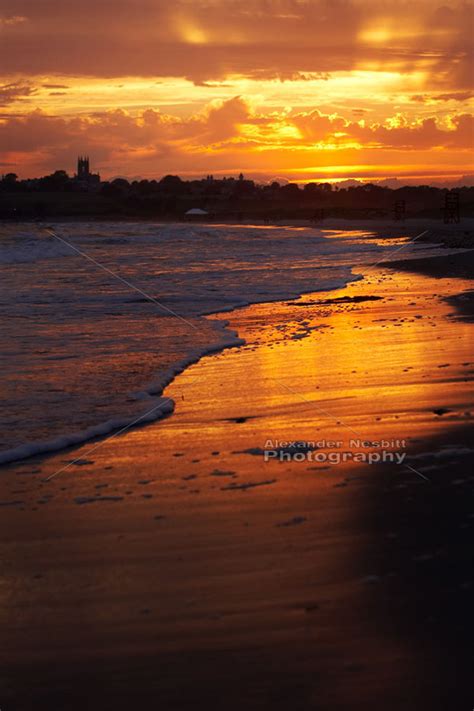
[
  {"xmin": 387, "ymin": 248, "xmax": 474, "ymax": 324},
  {"xmin": 0, "ymin": 253, "xmax": 473, "ymax": 710}
]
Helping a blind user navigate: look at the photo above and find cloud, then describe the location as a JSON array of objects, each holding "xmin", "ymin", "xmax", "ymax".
[
  {"xmin": 0, "ymin": 81, "xmax": 36, "ymax": 105},
  {"xmin": 199, "ymin": 96, "xmax": 251, "ymax": 141},
  {"xmin": 411, "ymin": 91, "xmax": 474, "ymax": 103},
  {"xmin": 0, "ymin": 14, "xmax": 27, "ymax": 26},
  {"xmin": 0, "ymin": 0, "xmax": 471, "ymax": 184},
  {"xmin": 0, "ymin": 0, "xmax": 471, "ymax": 88},
  {"xmin": 292, "ymin": 109, "xmax": 474, "ymax": 150},
  {"xmin": 2, "ymin": 99, "xmax": 472, "ymax": 182},
  {"xmin": 42, "ymin": 83, "xmax": 70, "ymax": 89},
  {"xmin": 0, "ymin": 97, "xmax": 253, "ymax": 164}
]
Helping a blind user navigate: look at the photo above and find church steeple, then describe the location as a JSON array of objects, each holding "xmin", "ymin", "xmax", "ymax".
[
  {"xmin": 74, "ymin": 155, "xmax": 100, "ymax": 188},
  {"xmin": 77, "ymin": 155, "xmax": 90, "ymax": 178}
]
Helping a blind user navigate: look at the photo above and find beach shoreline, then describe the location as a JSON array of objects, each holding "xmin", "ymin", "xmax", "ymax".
[
  {"xmin": 0, "ymin": 221, "xmax": 370, "ymax": 464},
  {"xmin": 1, "ymin": 244, "xmax": 473, "ymax": 710},
  {"xmin": 1, "ymin": 223, "xmax": 472, "ymax": 470}
]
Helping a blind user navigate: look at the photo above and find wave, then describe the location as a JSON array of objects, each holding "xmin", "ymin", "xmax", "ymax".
[
  {"xmin": 0, "ymin": 398, "xmax": 174, "ymax": 466},
  {"xmin": 0, "ymin": 318, "xmax": 245, "ymax": 466}
]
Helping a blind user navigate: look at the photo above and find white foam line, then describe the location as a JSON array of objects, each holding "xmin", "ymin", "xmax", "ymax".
[
  {"xmin": 0, "ymin": 328, "xmax": 244, "ymax": 468},
  {"xmin": 0, "ymin": 399, "xmax": 173, "ymax": 467}
]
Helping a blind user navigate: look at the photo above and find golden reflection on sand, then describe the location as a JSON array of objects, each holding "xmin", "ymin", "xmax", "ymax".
[{"xmin": 166, "ymin": 267, "xmax": 473, "ymax": 461}]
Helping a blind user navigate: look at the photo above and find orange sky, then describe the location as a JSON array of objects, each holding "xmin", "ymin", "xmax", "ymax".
[{"xmin": 0, "ymin": 0, "xmax": 473, "ymax": 183}]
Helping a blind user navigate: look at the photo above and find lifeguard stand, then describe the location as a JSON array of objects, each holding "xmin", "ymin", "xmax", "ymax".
[
  {"xmin": 443, "ymin": 191, "xmax": 460, "ymax": 224},
  {"xmin": 393, "ymin": 200, "xmax": 406, "ymax": 221}
]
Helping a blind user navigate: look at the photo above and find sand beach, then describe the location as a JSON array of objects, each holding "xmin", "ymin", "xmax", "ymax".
[{"xmin": 1, "ymin": 241, "xmax": 473, "ymax": 710}]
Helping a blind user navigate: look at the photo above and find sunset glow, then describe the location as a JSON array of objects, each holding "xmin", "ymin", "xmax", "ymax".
[{"xmin": 0, "ymin": 0, "xmax": 472, "ymax": 182}]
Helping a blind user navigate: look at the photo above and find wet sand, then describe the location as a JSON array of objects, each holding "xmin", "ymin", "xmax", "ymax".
[{"xmin": 1, "ymin": 257, "xmax": 473, "ymax": 710}]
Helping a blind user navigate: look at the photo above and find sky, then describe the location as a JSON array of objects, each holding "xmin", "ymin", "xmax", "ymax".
[{"xmin": 0, "ymin": 0, "xmax": 473, "ymax": 184}]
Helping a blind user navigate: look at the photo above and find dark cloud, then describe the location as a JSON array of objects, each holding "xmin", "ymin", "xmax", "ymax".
[
  {"xmin": 0, "ymin": 81, "xmax": 36, "ymax": 105},
  {"xmin": 435, "ymin": 91, "xmax": 474, "ymax": 102},
  {"xmin": 411, "ymin": 91, "xmax": 474, "ymax": 103}
]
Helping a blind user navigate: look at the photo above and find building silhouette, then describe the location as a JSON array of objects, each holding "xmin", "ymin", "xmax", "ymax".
[
  {"xmin": 77, "ymin": 156, "xmax": 91, "ymax": 179},
  {"xmin": 74, "ymin": 156, "xmax": 100, "ymax": 189}
]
